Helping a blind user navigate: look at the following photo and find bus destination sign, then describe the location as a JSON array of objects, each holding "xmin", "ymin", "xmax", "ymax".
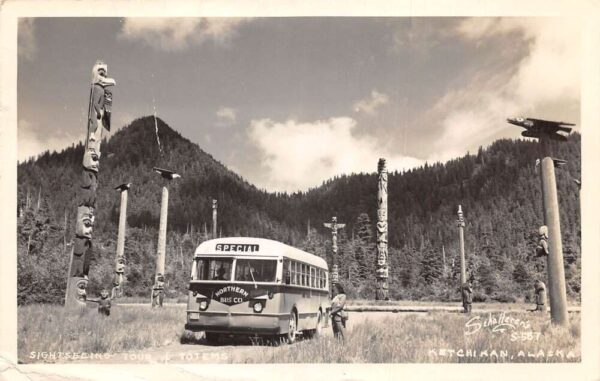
[{"xmin": 215, "ymin": 243, "xmax": 260, "ymax": 252}]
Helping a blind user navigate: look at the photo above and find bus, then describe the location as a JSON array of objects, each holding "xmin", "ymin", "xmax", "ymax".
[{"xmin": 184, "ymin": 237, "xmax": 330, "ymax": 344}]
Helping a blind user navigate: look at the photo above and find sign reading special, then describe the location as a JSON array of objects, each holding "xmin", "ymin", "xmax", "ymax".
[
  {"xmin": 215, "ymin": 243, "xmax": 260, "ymax": 252},
  {"xmin": 214, "ymin": 285, "xmax": 250, "ymax": 305}
]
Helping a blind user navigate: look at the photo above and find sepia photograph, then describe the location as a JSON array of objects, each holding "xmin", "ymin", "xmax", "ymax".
[{"xmin": 1, "ymin": 1, "xmax": 599, "ymax": 380}]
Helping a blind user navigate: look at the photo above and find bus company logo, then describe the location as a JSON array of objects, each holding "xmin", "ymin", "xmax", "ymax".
[
  {"xmin": 214, "ymin": 285, "xmax": 250, "ymax": 305},
  {"xmin": 215, "ymin": 243, "xmax": 260, "ymax": 252}
]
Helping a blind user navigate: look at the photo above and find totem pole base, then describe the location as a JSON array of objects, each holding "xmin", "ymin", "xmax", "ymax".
[
  {"xmin": 64, "ymin": 277, "xmax": 88, "ymax": 309},
  {"xmin": 375, "ymin": 280, "xmax": 389, "ymax": 301}
]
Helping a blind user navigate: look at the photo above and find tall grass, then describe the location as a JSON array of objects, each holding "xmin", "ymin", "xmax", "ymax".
[
  {"xmin": 18, "ymin": 304, "xmax": 580, "ymax": 364},
  {"xmin": 247, "ymin": 312, "xmax": 580, "ymax": 363},
  {"xmin": 18, "ymin": 304, "xmax": 185, "ymax": 363}
]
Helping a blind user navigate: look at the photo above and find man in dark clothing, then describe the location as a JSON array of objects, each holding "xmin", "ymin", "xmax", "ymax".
[
  {"xmin": 329, "ymin": 284, "xmax": 347, "ymax": 341},
  {"xmin": 461, "ymin": 282, "xmax": 473, "ymax": 313}
]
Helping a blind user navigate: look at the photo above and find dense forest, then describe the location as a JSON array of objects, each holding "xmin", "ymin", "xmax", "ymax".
[{"xmin": 17, "ymin": 116, "xmax": 581, "ymax": 304}]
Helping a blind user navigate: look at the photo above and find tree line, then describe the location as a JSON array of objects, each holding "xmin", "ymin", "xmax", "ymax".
[{"xmin": 17, "ymin": 116, "xmax": 581, "ymax": 304}]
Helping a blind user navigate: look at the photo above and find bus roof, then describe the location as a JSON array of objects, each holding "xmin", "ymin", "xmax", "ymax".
[{"xmin": 194, "ymin": 237, "xmax": 328, "ymax": 269}]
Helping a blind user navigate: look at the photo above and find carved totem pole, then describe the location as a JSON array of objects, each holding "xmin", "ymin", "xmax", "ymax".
[
  {"xmin": 151, "ymin": 167, "xmax": 180, "ymax": 307},
  {"xmin": 112, "ymin": 183, "xmax": 131, "ymax": 299},
  {"xmin": 324, "ymin": 216, "xmax": 345, "ymax": 289},
  {"xmin": 65, "ymin": 61, "xmax": 115, "ymax": 308},
  {"xmin": 507, "ymin": 117, "xmax": 571, "ymax": 325},
  {"xmin": 375, "ymin": 158, "xmax": 389, "ymax": 300},
  {"xmin": 212, "ymin": 199, "xmax": 218, "ymax": 239}
]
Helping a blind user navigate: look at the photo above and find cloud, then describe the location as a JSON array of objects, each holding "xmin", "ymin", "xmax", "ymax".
[
  {"xmin": 353, "ymin": 90, "xmax": 390, "ymax": 115},
  {"xmin": 423, "ymin": 18, "xmax": 580, "ymax": 162},
  {"xmin": 248, "ymin": 117, "xmax": 422, "ymax": 192},
  {"xmin": 119, "ymin": 18, "xmax": 250, "ymax": 51},
  {"xmin": 458, "ymin": 18, "xmax": 579, "ymax": 104},
  {"xmin": 216, "ymin": 107, "xmax": 237, "ymax": 126},
  {"xmin": 17, "ymin": 119, "xmax": 79, "ymax": 163},
  {"xmin": 18, "ymin": 18, "xmax": 37, "ymax": 61}
]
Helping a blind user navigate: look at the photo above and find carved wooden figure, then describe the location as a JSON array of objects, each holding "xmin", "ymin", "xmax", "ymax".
[
  {"xmin": 65, "ymin": 61, "xmax": 116, "ymax": 307},
  {"xmin": 323, "ymin": 217, "xmax": 345, "ymax": 287},
  {"xmin": 534, "ymin": 280, "xmax": 547, "ymax": 312},
  {"xmin": 376, "ymin": 158, "xmax": 389, "ymax": 300},
  {"xmin": 536, "ymin": 225, "xmax": 549, "ymax": 257}
]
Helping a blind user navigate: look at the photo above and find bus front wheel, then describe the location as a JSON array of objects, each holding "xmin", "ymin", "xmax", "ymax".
[
  {"xmin": 284, "ymin": 311, "xmax": 298, "ymax": 344},
  {"xmin": 204, "ymin": 332, "xmax": 220, "ymax": 345}
]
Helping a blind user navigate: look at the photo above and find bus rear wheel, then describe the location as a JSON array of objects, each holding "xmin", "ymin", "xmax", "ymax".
[
  {"xmin": 305, "ymin": 310, "xmax": 323, "ymax": 339},
  {"xmin": 284, "ymin": 311, "xmax": 298, "ymax": 344}
]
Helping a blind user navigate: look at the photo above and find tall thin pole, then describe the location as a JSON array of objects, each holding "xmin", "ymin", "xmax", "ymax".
[
  {"xmin": 506, "ymin": 117, "xmax": 572, "ymax": 325},
  {"xmin": 376, "ymin": 158, "xmax": 389, "ymax": 300},
  {"xmin": 540, "ymin": 157, "xmax": 568, "ymax": 325},
  {"xmin": 152, "ymin": 186, "xmax": 168, "ymax": 307},
  {"xmin": 457, "ymin": 205, "xmax": 466, "ymax": 286},
  {"xmin": 212, "ymin": 199, "xmax": 217, "ymax": 239},
  {"xmin": 113, "ymin": 183, "xmax": 130, "ymax": 298}
]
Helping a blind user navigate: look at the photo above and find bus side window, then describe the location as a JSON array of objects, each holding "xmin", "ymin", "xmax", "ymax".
[{"xmin": 284, "ymin": 259, "xmax": 291, "ymax": 284}]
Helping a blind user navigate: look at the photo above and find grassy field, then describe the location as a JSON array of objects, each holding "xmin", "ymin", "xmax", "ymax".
[
  {"xmin": 18, "ymin": 303, "xmax": 580, "ymax": 364},
  {"xmin": 245, "ymin": 312, "xmax": 580, "ymax": 363},
  {"xmin": 18, "ymin": 303, "xmax": 184, "ymax": 363}
]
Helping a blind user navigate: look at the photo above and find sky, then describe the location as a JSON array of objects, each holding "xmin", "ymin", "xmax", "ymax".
[{"xmin": 17, "ymin": 17, "xmax": 581, "ymax": 192}]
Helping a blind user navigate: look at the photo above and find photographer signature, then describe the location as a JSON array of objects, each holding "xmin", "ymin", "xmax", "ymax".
[{"xmin": 465, "ymin": 311, "xmax": 531, "ymax": 335}]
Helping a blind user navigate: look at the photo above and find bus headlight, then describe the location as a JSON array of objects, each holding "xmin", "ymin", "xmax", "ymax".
[
  {"xmin": 188, "ymin": 312, "xmax": 200, "ymax": 320},
  {"xmin": 253, "ymin": 302, "xmax": 263, "ymax": 313},
  {"xmin": 199, "ymin": 299, "xmax": 209, "ymax": 311}
]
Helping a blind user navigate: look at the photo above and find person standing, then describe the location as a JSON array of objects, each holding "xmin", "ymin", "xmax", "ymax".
[{"xmin": 329, "ymin": 283, "xmax": 347, "ymax": 340}]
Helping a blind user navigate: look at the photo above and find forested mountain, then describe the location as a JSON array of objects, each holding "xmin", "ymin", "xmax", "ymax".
[{"xmin": 17, "ymin": 116, "xmax": 581, "ymax": 304}]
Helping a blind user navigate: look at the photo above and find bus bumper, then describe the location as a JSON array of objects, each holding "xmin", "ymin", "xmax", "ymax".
[{"xmin": 185, "ymin": 312, "xmax": 286, "ymax": 335}]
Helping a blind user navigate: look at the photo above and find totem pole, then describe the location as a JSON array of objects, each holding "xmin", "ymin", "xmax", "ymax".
[
  {"xmin": 507, "ymin": 117, "xmax": 571, "ymax": 325},
  {"xmin": 151, "ymin": 167, "xmax": 180, "ymax": 307},
  {"xmin": 375, "ymin": 158, "xmax": 389, "ymax": 300},
  {"xmin": 323, "ymin": 216, "xmax": 345, "ymax": 289},
  {"xmin": 212, "ymin": 199, "xmax": 218, "ymax": 239},
  {"xmin": 112, "ymin": 183, "xmax": 131, "ymax": 299},
  {"xmin": 65, "ymin": 61, "xmax": 115, "ymax": 308}
]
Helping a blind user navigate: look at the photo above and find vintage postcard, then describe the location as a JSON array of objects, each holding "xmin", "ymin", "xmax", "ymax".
[{"xmin": 1, "ymin": 1, "xmax": 599, "ymax": 380}]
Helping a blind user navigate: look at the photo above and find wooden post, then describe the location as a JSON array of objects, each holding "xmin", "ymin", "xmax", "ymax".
[
  {"xmin": 113, "ymin": 183, "xmax": 130, "ymax": 298},
  {"xmin": 457, "ymin": 205, "xmax": 466, "ymax": 286},
  {"xmin": 152, "ymin": 186, "xmax": 168, "ymax": 307},
  {"xmin": 65, "ymin": 61, "xmax": 115, "ymax": 307},
  {"xmin": 212, "ymin": 199, "xmax": 217, "ymax": 239},
  {"xmin": 540, "ymin": 157, "xmax": 568, "ymax": 325},
  {"xmin": 376, "ymin": 158, "xmax": 389, "ymax": 300}
]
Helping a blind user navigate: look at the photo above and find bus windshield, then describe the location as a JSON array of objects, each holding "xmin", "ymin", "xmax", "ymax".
[
  {"xmin": 196, "ymin": 258, "xmax": 233, "ymax": 281},
  {"xmin": 234, "ymin": 259, "xmax": 277, "ymax": 282}
]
